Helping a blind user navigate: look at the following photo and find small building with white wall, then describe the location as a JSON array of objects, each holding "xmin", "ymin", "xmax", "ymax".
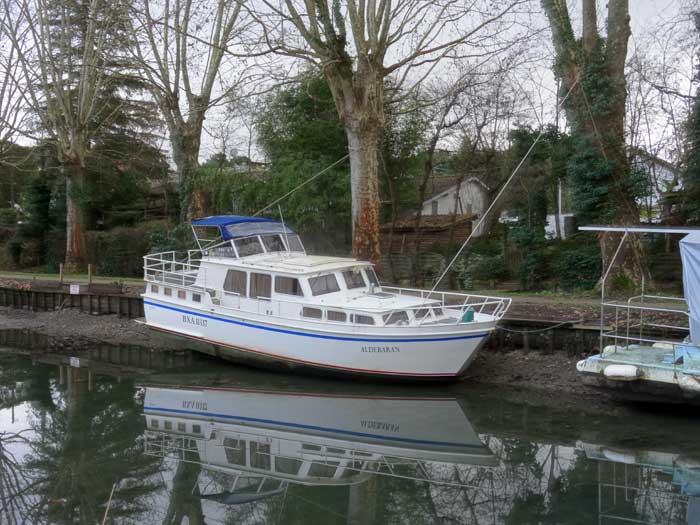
[{"xmin": 420, "ymin": 177, "xmax": 490, "ymax": 237}]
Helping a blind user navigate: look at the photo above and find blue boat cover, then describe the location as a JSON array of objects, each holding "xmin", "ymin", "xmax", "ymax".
[
  {"xmin": 680, "ymin": 231, "xmax": 700, "ymax": 345},
  {"xmin": 191, "ymin": 215, "xmax": 295, "ymax": 240},
  {"xmin": 192, "ymin": 215, "xmax": 276, "ymax": 227}
]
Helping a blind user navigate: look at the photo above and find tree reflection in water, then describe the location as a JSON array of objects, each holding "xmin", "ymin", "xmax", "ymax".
[{"xmin": 0, "ymin": 354, "xmax": 697, "ymax": 525}]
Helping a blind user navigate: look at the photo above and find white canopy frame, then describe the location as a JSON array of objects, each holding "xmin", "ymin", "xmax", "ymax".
[{"xmin": 579, "ymin": 225, "xmax": 699, "ymax": 350}]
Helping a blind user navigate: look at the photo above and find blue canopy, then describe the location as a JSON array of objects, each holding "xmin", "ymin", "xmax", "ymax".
[
  {"xmin": 192, "ymin": 215, "xmax": 276, "ymax": 228},
  {"xmin": 192, "ymin": 215, "xmax": 295, "ymax": 240}
]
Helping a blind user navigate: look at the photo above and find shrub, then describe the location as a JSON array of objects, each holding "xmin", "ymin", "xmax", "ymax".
[
  {"xmin": 0, "ymin": 208, "xmax": 16, "ymax": 225},
  {"xmin": 85, "ymin": 221, "xmax": 168, "ymax": 277},
  {"xmin": 553, "ymin": 241, "xmax": 601, "ymax": 291}
]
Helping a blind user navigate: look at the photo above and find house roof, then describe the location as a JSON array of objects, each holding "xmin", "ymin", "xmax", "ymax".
[
  {"xmin": 628, "ymin": 147, "xmax": 679, "ymax": 175},
  {"xmin": 423, "ymin": 176, "xmax": 490, "ymax": 204},
  {"xmin": 380, "ymin": 213, "xmax": 477, "ymax": 233}
]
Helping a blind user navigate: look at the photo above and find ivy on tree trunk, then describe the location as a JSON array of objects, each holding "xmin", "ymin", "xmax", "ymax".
[{"xmin": 542, "ymin": 0, "xmax": 649, "ymax": 287}]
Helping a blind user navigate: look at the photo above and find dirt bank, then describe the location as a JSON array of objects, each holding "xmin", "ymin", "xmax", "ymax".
[
  {"xmin": 462, "ymin": 347, "xmax": 619, "ymax": 406},
  {"xmin": 0, "ymin": 306, "xmax": 170, "ymax": 350}
]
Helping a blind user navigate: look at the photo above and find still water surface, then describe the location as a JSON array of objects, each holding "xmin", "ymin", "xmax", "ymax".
[{"xmin": 0, "ymin": 345, "xmax": 699, "ymax": 524}]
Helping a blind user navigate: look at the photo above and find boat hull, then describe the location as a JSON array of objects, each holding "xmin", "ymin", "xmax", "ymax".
[
  {"xmin": 577, "ymin": 351, "xmax": 700, "ymax": 405},
  {"xmin": 142, "ymin": 298, "xmax": 493, "ymax": 380}
]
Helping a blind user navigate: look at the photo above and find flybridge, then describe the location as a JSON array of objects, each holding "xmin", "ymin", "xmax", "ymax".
[{"xmin": 190, "ymin": 215, "xmax": 305, "ymax": 256}]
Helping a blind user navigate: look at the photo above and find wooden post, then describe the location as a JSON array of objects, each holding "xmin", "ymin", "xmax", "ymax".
[
  {"xmin": 88, "ymin": 264, "xmax": 93, "ymax": 284},
  {"xmin": 59, "ymin": 263, "xmax": 64, "ymax": 283}
]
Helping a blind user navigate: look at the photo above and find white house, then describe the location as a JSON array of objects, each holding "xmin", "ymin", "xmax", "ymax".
[{"xmin": 421, "ymin": 177, "xmax": 490, "ymax": 236}]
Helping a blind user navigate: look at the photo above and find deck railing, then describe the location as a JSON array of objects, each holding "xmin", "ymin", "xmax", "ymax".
[
  {"xmin": 600, "ymin": 293, "xmax": 690, "ymax": 351},
  {"xmin": 383, "ymin": 286, "xmax": 511, "ymax": 320},
  {"xmin": 143, "ymin": 251, "xmax": 205, "ymax": 289},
  {"xmin": 142, "ymin": 252, "xmax": 511, "ymax": 327}
]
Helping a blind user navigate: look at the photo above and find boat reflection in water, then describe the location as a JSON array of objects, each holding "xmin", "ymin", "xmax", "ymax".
[
  {"xmin": 142, "ymin": 383, "xmax": 496, "ymax": 505},
  {"xmin": 581, "ymin": 442, "xmax": 700, "ymax": 525}
]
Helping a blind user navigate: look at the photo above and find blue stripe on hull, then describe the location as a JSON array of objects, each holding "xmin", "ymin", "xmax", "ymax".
[
  {"xmin": 144, "ymin": 405, "xmax": 485, "ymax": 450},
  {"xmin": 144, "ymin": 299, "xmax": 490, "ymax": 343}
]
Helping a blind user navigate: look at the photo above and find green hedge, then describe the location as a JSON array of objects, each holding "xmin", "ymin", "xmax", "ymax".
[{"xmin": 87, "ymin": 221, "xmax": 177, "ymax": 277}]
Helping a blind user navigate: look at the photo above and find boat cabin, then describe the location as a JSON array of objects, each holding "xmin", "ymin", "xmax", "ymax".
[{"xmin": 143, "ymin": 215, "xmax": 509, "ymax": 329}]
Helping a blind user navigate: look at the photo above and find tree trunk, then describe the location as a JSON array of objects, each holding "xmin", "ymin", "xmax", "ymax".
[
  {"xmin": 169, "ymin": 120, "xmax": 204, "ymax": 222},
  {"xmin": 380, "ymin": 152, "xmax": 398, "ymax": 281},
  {"xmin": 64, "ymin": 164, "xmax": 87, "ymax": 273},
  {"xmin": 346, "ymin": 124, "xmax": 383, "ymax": 269},
  {"xmin": 543, "ymin": 0, "xmax": 649, "ymax": 288}
]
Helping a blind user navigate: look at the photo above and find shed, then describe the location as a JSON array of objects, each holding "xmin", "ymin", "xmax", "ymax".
[{"xmin": 380, "ymin": 214, "xmax": 475, "ymax": 255}]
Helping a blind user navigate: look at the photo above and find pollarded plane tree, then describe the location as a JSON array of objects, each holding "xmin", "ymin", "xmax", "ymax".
[
  {"xmin": 0, "ymin": 0, "xmax": 121, "ymax": 271},
  {"xmin": 254, "ymin": 0, "xmax": 530, "ymax": 265},
  {"xmin": 542, "ymin": 0, "xmax": 648, "ymax": 282},
  {"xmin": 130, "ymin": 0, "xmax": 253, "ymax": 221}
]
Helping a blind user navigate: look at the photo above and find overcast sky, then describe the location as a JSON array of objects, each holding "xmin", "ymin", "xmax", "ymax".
[{"xmin": 196, "ymin": 0, "xmax": 696, "ymax": 166}]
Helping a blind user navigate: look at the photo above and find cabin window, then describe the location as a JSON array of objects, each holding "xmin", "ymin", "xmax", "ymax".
[
  {"xmin": 327, "ymin": 310, "xmax": 347, "ymax": 322},
  {"xmin": 177, "ymin": 290, "xmax": 186, "ymax": 300},
  {"xmin": 352, "ymin": 314, "xmax": 375, "ymax": 325},
  {"xmin": 343, "ymin": 270, "xmax": 366, "ymax": 289},
  {"xmin": 250, "ymin": 273, "xmax": 272, "ymax": 299},
  {"xmin": 234, "ymin": 236, "xmax": 264, "ymax": 257},
  {"xmin": 192, "ymin": 424, "xmax": 202, "ymax": 435},
  {"xmin": 275, "ymin": 276, "xmax": 304, "ymax": 296},
  {"xmin": 261, "ymin": 234, "xmax": 286, "ymax": 252},
  {"xmin": 164, "ymin": 287, "xmax": 172, "ymax": 296},
  {"xmin": 177, "ymin": 422, "xmax": 186, "ymax": 432},
  {"xmin": 302, "ymin": 307, "xmax": 323, "ymax": 319},
  {"xmin": 285, "ymin": 234, "xmax": 304, "ymax": 252},
  {"xmin": 192, "ymin": 293, "xmax": 201, "ymax": 302},
  {"xmin": 309, "ymin": 274, "xmax": 340, "ymax": 296},
  {"xmin": 383, "ymin": 311, "xmax": 410, "ymax": 325},
  {"xmin": 431, "ymin": 200, "xmax": 438, "ymax": 215},
  {"xmin": 414, "ymin": 308, "xmax": 429, "ymax": 320},
  {"xmin": 309, "ymin": 461, "xmax": 339, "ymax": 478},
  {"xmin": 223, "ymin": 438, "xmax": 247, "ymax": 466},
  {"xmin": 151, "ymin": 284, "xmax": 158, "ymax": 293},
  {"xmin": 164, "ymin": 420, "xmax": 172, "ymax": 430},
  {"xmin": 365, "ymin": 268, "xmax": 380, "ymax": 287},
  {"xmin": 251, "ymin": 442, "xmax": 272, "ymax": 470},
  {"xmin": 302, "ymin": 444, "xmax": 322, "ymax": 451},
  {"xmin": 224, "ymin": 270, "xmax": 247, "ymax": 297},
  {"xmin": 150, "ymin": 419, "xmax": 159, "ymax": 429},
  {"xmin": 275, "ymin": 457, "xmax": 303, "ymax": 475}
]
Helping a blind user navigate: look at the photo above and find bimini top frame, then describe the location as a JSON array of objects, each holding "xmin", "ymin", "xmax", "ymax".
[
  {"xmin": 580, "ymin": 225, "xmax": 700, "ymax": 349},
  {"xmin": 190, "ymin": 215, "xmax": 298, "ymax": 252}
]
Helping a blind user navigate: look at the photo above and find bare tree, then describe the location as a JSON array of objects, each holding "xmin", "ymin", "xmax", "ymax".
[
  {"xmin": 254, "ymin": 0, "xmax": 530, "ymax": 265},
  {"xmin": 0, "ymin": 0, "xmax": 119, "ymax": 271},
  {"xmin": 130, "ymin": 0, "xmax": 249, "ymax": 221},
  {"xmin": 0, "ymin": 10, "xmax": 25, "ymax": 168}
]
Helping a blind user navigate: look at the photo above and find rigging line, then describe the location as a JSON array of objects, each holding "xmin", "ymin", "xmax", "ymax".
[
  {"xmin": 427, "ymin": 76, "xmax": 582, "ymax": 295},
  {"xmin": 253, "ymin": 154, "xmax": 350, "ymax": 217}
]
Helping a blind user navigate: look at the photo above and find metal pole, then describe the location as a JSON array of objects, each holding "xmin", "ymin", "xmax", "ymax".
[{"xmin": 600, "ymin": 231, "xmax": 629, "ymax": 353}]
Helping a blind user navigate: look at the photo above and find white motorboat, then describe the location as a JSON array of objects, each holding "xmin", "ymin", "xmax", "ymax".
[{"xmin": 141, "ymin": 215, "xmax": 510, "ymax": 379}]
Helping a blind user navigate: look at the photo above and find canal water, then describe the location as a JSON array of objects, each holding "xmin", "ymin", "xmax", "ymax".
[{"xmin": 0, "ymin": 344, "xmax": 699, "ymax": 524}]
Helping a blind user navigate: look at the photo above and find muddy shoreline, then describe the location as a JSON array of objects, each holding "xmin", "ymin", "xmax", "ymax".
[{"xmin": 0, "ymin": 306, "xmax": 622, "ymax": 409}]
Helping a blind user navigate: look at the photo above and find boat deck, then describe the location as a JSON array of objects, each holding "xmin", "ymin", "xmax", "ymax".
[{"xmin": 597, "ymin": 346, "xmax": 677, "ymax": 371}]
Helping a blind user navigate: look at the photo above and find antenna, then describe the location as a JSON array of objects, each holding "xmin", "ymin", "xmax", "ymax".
[{"xmin": 278, "ymin": 205, "xmax": 292, "ymax": 256}]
